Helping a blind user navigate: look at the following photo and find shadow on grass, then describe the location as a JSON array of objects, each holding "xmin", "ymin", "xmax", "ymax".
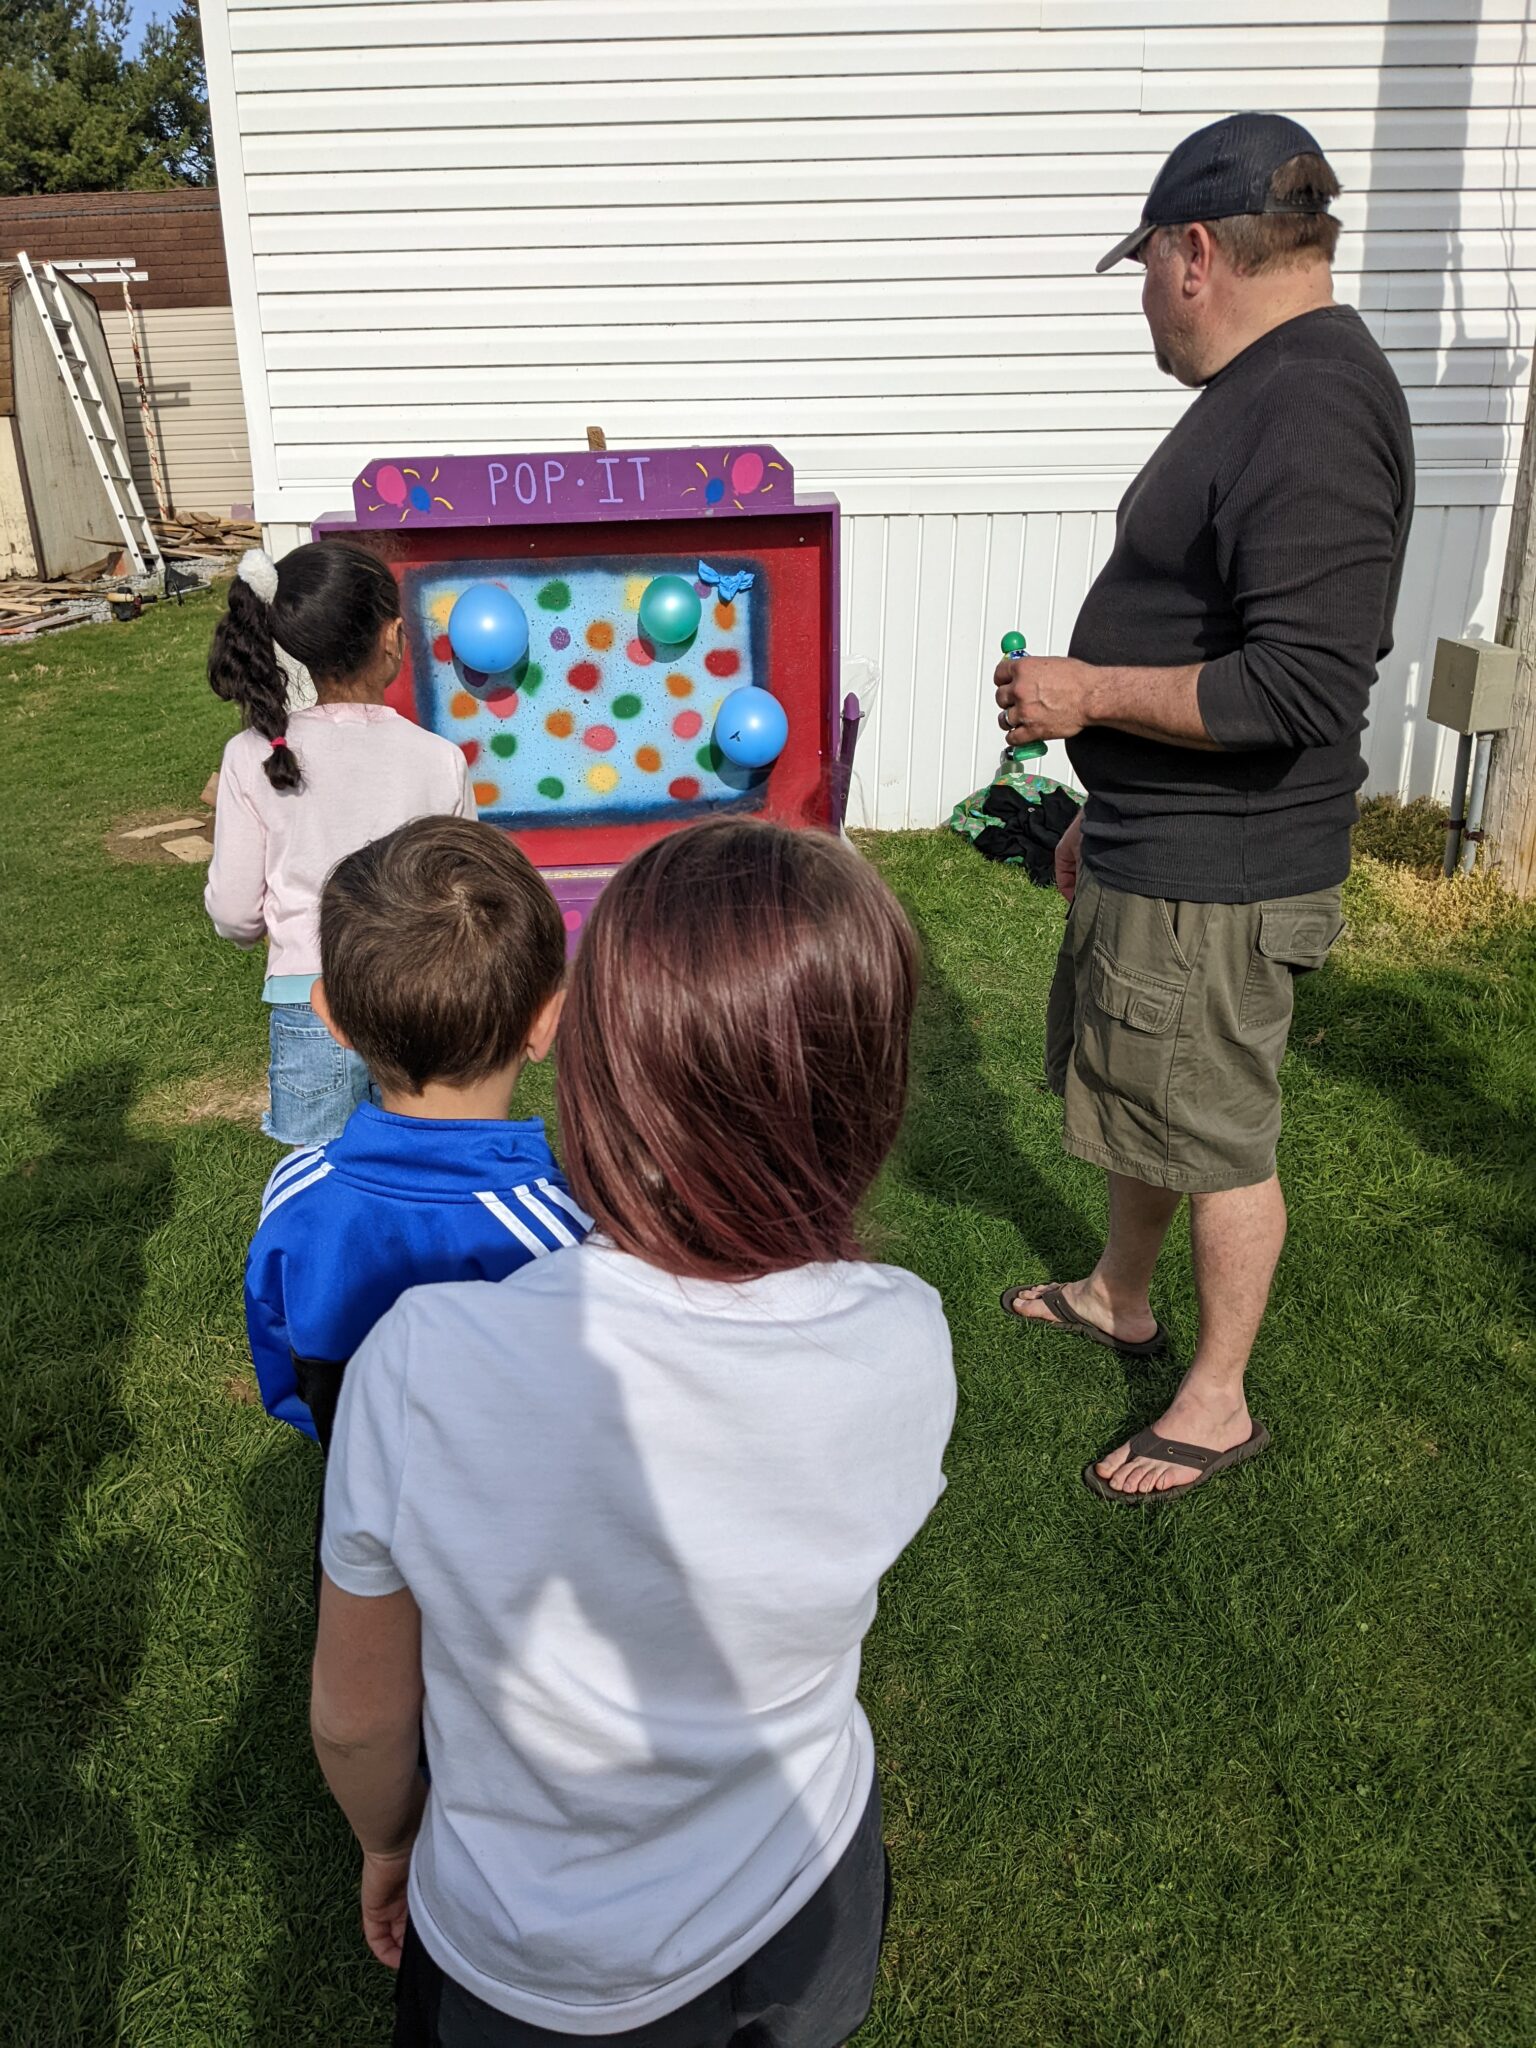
[
  {"xmin": 0, "ymin": 1062, "xmax": 175, "ymax": 2045},
  {"xmin": 1293, "ymin": 961, "xmax": 1536, "ymax": 1288},
  {"xmin": 894, "ymin": 946, "xmax": 1102, "ymax": 1293}
]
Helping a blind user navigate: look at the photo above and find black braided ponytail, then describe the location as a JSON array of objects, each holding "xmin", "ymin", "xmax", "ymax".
[{"xmin": 208, "ymin": 541, "xmax": 402, "ymax": 795}]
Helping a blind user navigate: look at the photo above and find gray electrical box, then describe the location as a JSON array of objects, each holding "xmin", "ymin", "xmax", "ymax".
[{"xmin": 1427, "ymin": 636, "xmax": 1517, "ymax": 734}]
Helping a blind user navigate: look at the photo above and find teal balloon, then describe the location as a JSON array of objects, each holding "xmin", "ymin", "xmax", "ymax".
[
  {"xmin": 638, "ymin": 574, "xmax": 701, "ymax": 646},
  {"xmin": 449, "ymin": 583, "xmax": 528, "ymax": 675}
]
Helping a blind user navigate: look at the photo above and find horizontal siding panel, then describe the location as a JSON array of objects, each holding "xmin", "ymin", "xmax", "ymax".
[
  {"xmin": 1145, "ymin": 23, "xmax": 1527, "ymax": 66},
  {"xmin": 244, "ymin": 190, "xmax": 1536, "ymax": 249},
  {"xmin": 1046, "ymin": 0, "xmax": 1527, "ymax": 20},
  {"xmin": 263, "ymin": 309, "xmax": 1536, "ymax": 370},
  {"xmin": 238, "ymin": 107, "xmax": 1536, "ymax": 174},
  {"xmin": 243, "ymin": 157, "xmax": 1536, "ymax": 223},
  {"xmin": 250, "ymin": 234, "xmax": 1536, "ymax": 295},
  {"xmin": 1142, "ymin": 67, "xmax": 1536, "ymax": 112},
  {"xmin": 265, "ymin": 347, "xmax": 1515, "ymax": 407},
  {"xmin": 270, "ymin": 425, "xmax": 1517, "ymax": 487},
  {"xmin": 229, "ymin": 3, "xmax": 1050, "ymax": 46},
  {"xmin": 267, "ymin": 390, "xmax": 1513, "ymax": 441},
  {"xmin": 233, "ymin": 31, "xmax": 1144, "ymax": 92},
  {"xmin": 251, "ymin": 271, "xmax": 1536, "ymax": 335}
]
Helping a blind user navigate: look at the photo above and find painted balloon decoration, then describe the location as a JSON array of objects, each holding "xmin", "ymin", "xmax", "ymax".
[
  {"xmin": 637, "ymin": 573, "xmax": 702, "ymax": 646},
  {"xmin": 449, "ymin": 583, "xmax": 529, "ymax": 675},
  {"xmin": 713, "ymin": 685, "xmax": 788, "ymax": 770}
]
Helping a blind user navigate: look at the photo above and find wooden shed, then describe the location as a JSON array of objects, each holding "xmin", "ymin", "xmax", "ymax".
[{"xmin": 0, "ymin": 261, "xmax": 133, "ymax": 579}]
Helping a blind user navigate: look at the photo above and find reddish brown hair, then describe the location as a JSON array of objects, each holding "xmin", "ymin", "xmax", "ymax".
[{"xmin": 556, "ymin": 817, "xmax": 920, "ymax": 1282}]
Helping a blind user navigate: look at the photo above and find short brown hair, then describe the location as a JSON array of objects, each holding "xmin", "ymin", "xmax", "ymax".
[
  {"xmin": 320, "ymin": 816, "xmax": 565, "ymax": 1095},
  {"xmin": 1166, "ymin": 152, "xmax": 1341, "ymax": 274},
  {"xmin": 556, "ymin": 817, "xmax": 920, "ymax": 1283}
]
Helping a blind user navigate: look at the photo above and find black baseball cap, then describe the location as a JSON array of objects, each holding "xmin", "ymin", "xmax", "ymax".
[{"xmin": 1096, "ymin": 112, "xmax": 1331, "ymax": 273}]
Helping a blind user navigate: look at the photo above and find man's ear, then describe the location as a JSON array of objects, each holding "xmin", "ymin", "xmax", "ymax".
[
  {"xmin": 309, "ymin": 978, "xmax": 354, "ymax": 1050},
  {"xmin": 1182, "ymin": 221, "xmax": 1217, "ymax": 295},
  {"xmin": 525, "ymin": 986, "xmax": 566, "ymax": 1065}
]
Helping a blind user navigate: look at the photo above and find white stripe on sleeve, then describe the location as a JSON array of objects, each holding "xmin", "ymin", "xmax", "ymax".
[
  {"xmin": 474, "ymin": 1190, "xmax": 549, "ymax": 1258},
  {"xmin": 517, "ymin": 1184, "xmax": 579, "ymax": 1249},
  {"xmin": 536, "ymin": 1178, "xmax": 595, "ymax": 1233},
  {"xmin": 261, "ymin": 1161, "xmax": 332, "ymax": 1222},
  {"xmin": 262, "ymin": 1145, "xmax": 322, "ymax": 1208}
]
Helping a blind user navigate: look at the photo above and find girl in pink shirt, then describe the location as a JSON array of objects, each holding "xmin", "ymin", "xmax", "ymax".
[{"xmin": 204, "ymin": 541, "xmax": 475, "ymax": 1146}]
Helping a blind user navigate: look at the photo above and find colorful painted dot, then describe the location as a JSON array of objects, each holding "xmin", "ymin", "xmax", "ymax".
[
  {"xmin": 584, "ymin": 725, "xmax": 617, "ymax": 753},
  {"xmin": 408, "ymin": 484, "xmax": 433, "ymax": 512},
  {"xmin": 587, "ymin": 763, "xmax": 620, "ymax": 794},
  {"xmin": 473, "ymin": 781, "xmax": 500, "ymax": 806},
  {"xmin": 562, "ymin": 908, "xmax": 583, "ymax": 934},
  {"xmin": 433, "ymin": 633, "xmax": 452, "ymax": 663},
  {"xmin": 537, "ymin": 580, "xmax": 571, "ymax": 611},
  {"xmin": 624, "ymin": 574, "xmax": 649, "ymax": 611},
  {"xmin": 586, "ymin": 620, "xmax": 615, "ymax": 651},
  {"xmin": 549, "ymin": 627, "xmax": 571, "ymax": 652},
  {"xmin": 546, "ymin": 709, "xmax": 575, "ymax": 739},
  {"xmin": 714, "ymin": 601, "xmax": 736, "ymax": 631},
  {"xmin": 635, "ymin": 745, "xmax": 662, "ymax": 773},
  {"xmin": 450, "ymin": 692, "xmax": 479, "ymax": 719},
  {"xmin": 460, "ymin": 740, "xmax": 480, "ymax": 766},
  {"xmin": 705, "ymin": 648, "xmax": 741, "ymax": 679},
  {"xmin": 612, "ymin": 692, "xmax": 643, "ymax": 720},
  {"xmin": 568, "ymin": 660, "xmax": 600, "ymax": 692},
  {"xmin": 672, "ymin": 709, "xmax": 703, "ymax": 740},
  {"xmin": 485, "ymin": 689, "xmax": 518, "ymax": 718},
  {"xmin": 696, "ymin": 742, "xmax": 723, "ymax": 773},
  {"xmin": 520, "ymin": 661, "xmax": 544, "ymax": 694},
  {"xmin": 428, "ymin": 591, "xmax": 455, "ymax": 628},
  {"xmin": 669, "ymin": 776, "xmax": 701, "ymax": 801},
  {"xmin": 731, "ymin": 451, "xmax": 765, "ymax": 495},
  {"xmin": 626, "ymin": 636, "xmax": 654, "ymax": 666},
  {"xmin": 665, "ymin": 671, "xmax": 693, "ymax": 698},
  {"xmin": 705, "ymin": 478, "xmax": 725, "ymax": 504},
  {"xmin": 538, "ymin": 776, "xmax": 565, "ymax": 800},
  {"xmin": 490, "ymin": 732, "xmax": 517, "ymax": 759},
  {"xmin": 462, "ymin": 667, "xmax": 488, "ymax": 691}
]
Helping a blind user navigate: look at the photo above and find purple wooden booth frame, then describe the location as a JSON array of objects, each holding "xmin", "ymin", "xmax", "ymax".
[{"xmin": 316, "ymin": 445, "xmax": 859, "ymax": 949}]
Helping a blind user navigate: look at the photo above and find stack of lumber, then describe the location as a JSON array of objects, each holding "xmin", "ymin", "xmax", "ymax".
[
  {"xmin": 0, "ymin": 573, "xmax": 108, "ymax": 637},
  {"xmin": 153, "ymin": 514, "xmax": 261, "ymax": 560}
]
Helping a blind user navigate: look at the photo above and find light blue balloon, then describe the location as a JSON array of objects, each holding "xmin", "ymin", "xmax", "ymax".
[
  {"xmin": 448, "ymin": 582, "xmax": 528, "ymax": 675},
  {"xmin": 713, "ymin": 686, "xmax": 788, "ymax": 770}
]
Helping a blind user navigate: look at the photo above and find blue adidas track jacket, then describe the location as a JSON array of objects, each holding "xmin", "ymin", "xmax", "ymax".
[{"xmin": 244, "ymin": 1102, "xmax": 591, "ymax": 1442}]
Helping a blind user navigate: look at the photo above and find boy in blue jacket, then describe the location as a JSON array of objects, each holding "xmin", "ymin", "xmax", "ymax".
[{"xmin": 245, "ymin": 815, "xmax": 589, "ymax": 1451}]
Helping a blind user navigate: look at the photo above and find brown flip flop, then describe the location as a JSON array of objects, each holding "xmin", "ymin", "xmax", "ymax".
[
  {"xmin": 1000, "ymin": 1283, "xmax": 1169, "ymax": 1361},
  {"xmin": 1081, "ymin": 1421, "xmax": 1271, "ymax": 1503}
]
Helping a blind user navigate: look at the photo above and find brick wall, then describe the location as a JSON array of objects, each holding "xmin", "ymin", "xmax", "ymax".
[{"xmin": 0, "ymin": 188, "xmax": 229, "ymax": 311}]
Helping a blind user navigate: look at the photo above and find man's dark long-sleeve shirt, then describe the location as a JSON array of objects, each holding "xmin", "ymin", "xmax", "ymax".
[{"xmin": 1067, "ymin": 304, "xmax": 1414, "ymax": 903}]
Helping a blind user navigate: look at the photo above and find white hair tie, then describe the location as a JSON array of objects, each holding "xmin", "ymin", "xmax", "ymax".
[
  {"xmin": 236, "ymin": 545, "xmax": 315, "ymax": 711},
  {"xmin": 237, "ymin": 547, "xmax": 280, "ymax": 605}
]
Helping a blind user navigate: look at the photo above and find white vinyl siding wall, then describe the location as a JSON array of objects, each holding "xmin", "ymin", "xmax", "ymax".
[{"xmin": 206, "ymin": 0, "xmax": 1536, "ymax": 826}]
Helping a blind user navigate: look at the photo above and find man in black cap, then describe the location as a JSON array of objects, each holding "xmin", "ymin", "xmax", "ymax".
[{"xmin": 995, "ymin": 115, "xmax": 1414, "ymax": 1501}]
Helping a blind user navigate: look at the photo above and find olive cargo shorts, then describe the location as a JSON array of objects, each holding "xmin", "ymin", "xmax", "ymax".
[{"xmin": 1045, "ymin": 868, "xmax": 1344, "ymax": 1193}]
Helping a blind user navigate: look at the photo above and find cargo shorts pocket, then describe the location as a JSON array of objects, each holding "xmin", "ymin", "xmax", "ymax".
[
  {"xmin": 1083, "ymin": 946, "xmax": 1188, "ymax": 1116},
  {"xmin": 1239, "ymin": 900, "xmax": 1345, "ymax": 1036}
]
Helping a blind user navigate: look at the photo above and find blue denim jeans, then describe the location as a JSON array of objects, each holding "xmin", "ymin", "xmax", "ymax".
[{"xmin": 263, "ymin": 1002, "xmax": 380, "ymax": 1147}]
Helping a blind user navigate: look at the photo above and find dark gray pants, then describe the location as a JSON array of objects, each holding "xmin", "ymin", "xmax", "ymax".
[{"xmin": 393, "ymin": 1781, "xmax": 890, "ymax": 2048}]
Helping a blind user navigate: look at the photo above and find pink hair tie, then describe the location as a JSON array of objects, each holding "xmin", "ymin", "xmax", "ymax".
[{"xmin": 269, "ymin": 734, "xmax": 288, "ymax": 749}]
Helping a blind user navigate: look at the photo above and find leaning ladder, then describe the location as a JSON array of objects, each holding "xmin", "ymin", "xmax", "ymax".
[{"xmin": 16, "ymin": 249, "xmax": 160, "ymax": 576}]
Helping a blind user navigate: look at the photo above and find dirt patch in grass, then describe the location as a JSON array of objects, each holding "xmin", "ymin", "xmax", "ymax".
[
  {"xmin": 106, "ymin": 806, "xmax": 214, "ymax": 865},
  {"xmin": 138, "ymin": 1073, "xmax": 268, "ymax": 1128}
]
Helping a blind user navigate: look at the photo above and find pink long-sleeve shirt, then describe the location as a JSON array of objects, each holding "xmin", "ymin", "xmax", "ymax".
[{"xmin": 204, "ymin": 703, "xmax": 476, "ymax": 990}]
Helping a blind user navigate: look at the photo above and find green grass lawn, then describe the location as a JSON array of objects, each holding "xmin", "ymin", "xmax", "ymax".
[{"xmin": 2, "ymin": 594, "xmax": 1533, "ymax": 2046}]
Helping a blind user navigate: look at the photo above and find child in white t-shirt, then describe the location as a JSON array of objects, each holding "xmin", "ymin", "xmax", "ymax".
[{"xmin": 312, "ymin": 816, "xmax": 956, "ymax": 2048}]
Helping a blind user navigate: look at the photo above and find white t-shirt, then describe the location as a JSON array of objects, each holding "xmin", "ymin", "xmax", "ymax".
[{"xmin": 322, "ymin": 1239, "xmax": 955, "ymax": 2036}]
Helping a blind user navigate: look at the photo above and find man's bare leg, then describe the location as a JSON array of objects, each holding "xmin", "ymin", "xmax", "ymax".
[
  {"xmin": 1007, "ymin": 1171, "xmax": 1182, "ymax": 1344},
  {"xmin": 1094, "ymin": 1173, "xmax": 1286, "ymax": 1494}
]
